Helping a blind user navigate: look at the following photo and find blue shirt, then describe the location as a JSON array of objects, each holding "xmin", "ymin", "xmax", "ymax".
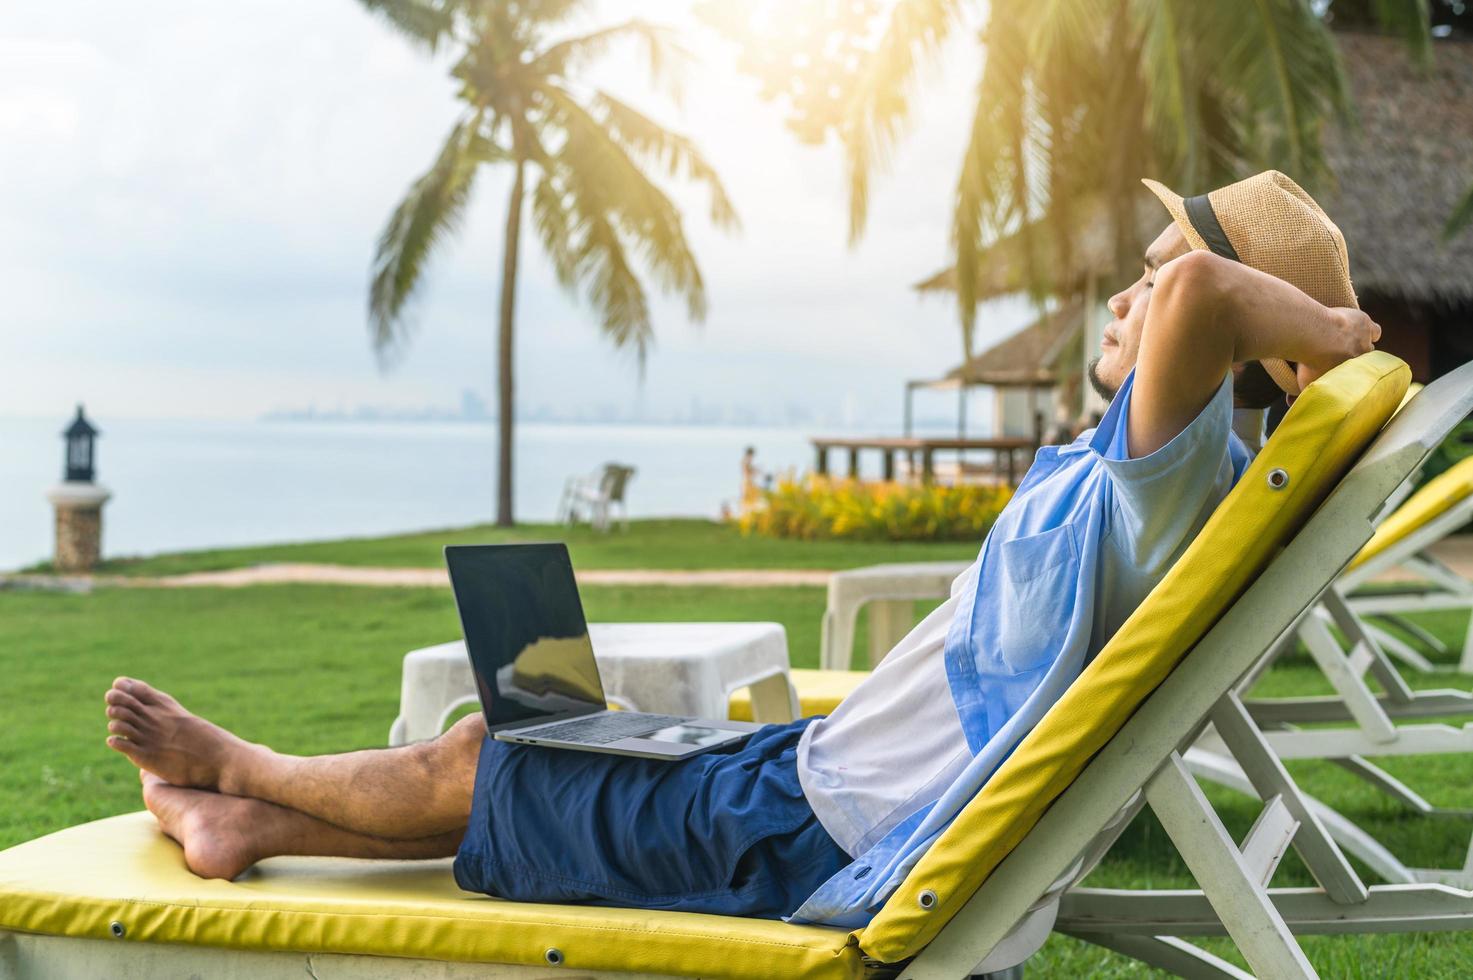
[{"xmin": 791, "ymin": 369, "xmax": 1249, "ymax": 927}]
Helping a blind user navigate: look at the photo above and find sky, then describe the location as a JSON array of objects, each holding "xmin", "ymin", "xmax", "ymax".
[{"xmin": 0, "ymin": 1, "xmax": 1038, "ymax": 428}]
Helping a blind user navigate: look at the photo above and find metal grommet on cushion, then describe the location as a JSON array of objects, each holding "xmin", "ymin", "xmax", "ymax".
[
  {"xmin": 917, "ymin": 889, "xmax": 938, "ymax": 910},
  {"xmin": 544, "ymin": 947, "xmax": 564, "ymax": 966},
  {"xmin": 1267, "ymin": 468, "xmax": 1290, "ymax": 490},
  {"xmin": 109, "ymin": 921, "xmax": 126, "ymax": 939}
]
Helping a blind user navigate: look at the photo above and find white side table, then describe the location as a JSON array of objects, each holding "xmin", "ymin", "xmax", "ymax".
[
  {"xmin": 820, "ymin": 561, "xmax": 972, "ymax": 670},
  {"xmin": 388, "ymin": 622, "xmax": 799, "ymax": 746}
]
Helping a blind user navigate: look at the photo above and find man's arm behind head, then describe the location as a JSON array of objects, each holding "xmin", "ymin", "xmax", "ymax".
[{"xmin": 1130, "ymin": 248, "xmax": 1380, "ymax": 458}]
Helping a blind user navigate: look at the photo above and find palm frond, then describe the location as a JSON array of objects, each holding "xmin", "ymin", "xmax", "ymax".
[
  {"xmin": 577, "ymin": 212, "xmax": 655, "ymax": 364},
  {"xmin": 839, "ymin": 0, "xmax": 962, "ymax": 242},
  {"xmin": 520, "ymin": 0, "xmax": 593, "ymax": 29},
  {"xmin": 1194, "ymin": 84, "xmax": 1252, "ymax": 188},
  {"xmin": 1213, "ymin": 0, "xmax": 1349, "ymax": 180},
  {"xmin": 1446, "ymin": 179, "xmax": 1473, "ymax": 242},
  {"xmin": 538, "ymin": 84, "xmax": 711, "ymax": 343},
  {"xmin": 951, "ymin": 5, "xmax": 1032, "ymax": 340},
  {"xmin": 530, "ymin": 172, "xmax": 581, "ymax": 291},
  {"xmin": 1025, "ymin": 0, "xmax": 1110, "ymax": 65},
  {"xmin": 533, "ymin": 19, "xmax": 689, "ymax": 99},
  {"xmin": 1133, "ymin": 0, "xmax": 1198, "ymax": 178},
  {"xmin": 590, "ymin": 91, "xmax": 740, "ymax": 231},
  {"xmin": 369, "ymin": 115, "xmax": 502, "ymax": 360},
  {"xmin": 355, "ymin": 0, "xmax": 453, "ymax": 51},
  {"xmin": 1371, "ymin": 0, "xmax": 1432, "ymax": 68}
]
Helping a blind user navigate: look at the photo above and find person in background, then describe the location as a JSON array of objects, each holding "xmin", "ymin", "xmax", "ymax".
[{"xmin": 740, "ymin": 446, "xmax": 765, "ymax": 512}]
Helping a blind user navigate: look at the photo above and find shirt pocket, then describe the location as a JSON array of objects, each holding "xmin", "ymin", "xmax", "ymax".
[{"xmin": 996, "ymin": 524, "xmax": 1080, "ymax": 674}]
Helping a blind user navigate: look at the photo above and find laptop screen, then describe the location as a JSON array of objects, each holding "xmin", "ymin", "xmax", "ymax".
[{"xmin": 445, "ymin": 544, "xmax": 606, "ymax": 731}]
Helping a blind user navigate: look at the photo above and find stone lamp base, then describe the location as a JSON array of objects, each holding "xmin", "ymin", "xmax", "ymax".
[{"xmin": 47, "ymin": 481, "xmax": 112, "ymax": 574}]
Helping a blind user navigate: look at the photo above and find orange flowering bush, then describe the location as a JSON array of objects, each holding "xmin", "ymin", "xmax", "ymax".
[{"xmin": 738, "ymin": 475, "xmax": 1013, "ymax": 541}]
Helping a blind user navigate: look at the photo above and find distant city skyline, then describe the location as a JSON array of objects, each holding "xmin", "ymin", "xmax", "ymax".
[
  {"xmin": 2, "ymin": 2, "xmax": 1038, "ymax": 429},
  {"xmin": 260, "ymin": 387, "xmax": 988, "ymax": 432}
]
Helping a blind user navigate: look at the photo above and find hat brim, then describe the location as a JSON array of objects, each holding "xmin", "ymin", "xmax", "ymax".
[
  {"xmin": 1140, "ymin": 178, "xmax": 1299, "ymax": 397},
  {"xmin": 1142, "ymin": 179, "xmax": 1207, "ymax": 252}
]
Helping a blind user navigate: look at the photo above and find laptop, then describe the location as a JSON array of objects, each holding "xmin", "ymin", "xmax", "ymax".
[{"xmin": 445, "ymin": 543, "xmax": 760, "ymax": 760}]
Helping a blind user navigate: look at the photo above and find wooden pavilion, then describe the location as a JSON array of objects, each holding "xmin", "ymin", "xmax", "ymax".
[{"xmin": 902, "ymin": 299, "xmax": 1085, "ymax": 444}]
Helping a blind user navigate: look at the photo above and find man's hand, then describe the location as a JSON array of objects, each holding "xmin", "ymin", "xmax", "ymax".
[{"xmin": 1294, "ymin": 307, "xmax": 1382, "ymax": 391}]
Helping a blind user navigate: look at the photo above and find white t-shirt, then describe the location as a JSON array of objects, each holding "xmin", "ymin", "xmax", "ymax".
[{"xmin": 795, "ymin": 564, "xmax": 974, "ymax": 855}]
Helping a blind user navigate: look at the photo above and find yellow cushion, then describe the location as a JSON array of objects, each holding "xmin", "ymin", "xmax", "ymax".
[
  {"xmin": 0, "ymin": 812, "xmax": 860, "ymax": 979},
  {"xmin": 1349, "ymin": 454, "xmax": 1473, "ymax": 571},
  {"xmin": 856, "ymin": 352, "xmax": 1409, "ymax": 962},
  {"xmin": 728, "ymin": 669, "xmax": 869, "ymax": 721}
]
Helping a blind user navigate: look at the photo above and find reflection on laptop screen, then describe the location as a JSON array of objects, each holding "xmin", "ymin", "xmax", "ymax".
[{"xmin": 446, "ymin": 544, "xmax": 606, "ymax": 731}]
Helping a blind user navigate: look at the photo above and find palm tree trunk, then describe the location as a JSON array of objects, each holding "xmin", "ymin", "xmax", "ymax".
[{"xmin": 496, "ymin": 157, "xmax": 526, "ymax": 527}]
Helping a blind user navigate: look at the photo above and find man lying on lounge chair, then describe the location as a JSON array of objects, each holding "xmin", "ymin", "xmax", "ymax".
[{"xmin": 102, "ymin": 171, "xmax": 1380, "ymax": 926}]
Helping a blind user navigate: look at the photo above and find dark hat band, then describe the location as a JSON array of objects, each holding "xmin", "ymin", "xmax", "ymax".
[{"xmin": 1183, "ymin": 194, "xmax": 1241, "ymax": 263}]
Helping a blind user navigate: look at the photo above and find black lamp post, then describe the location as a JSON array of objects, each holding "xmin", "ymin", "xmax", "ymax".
[
  {"xmin": 63, "ymin": 405, "xmax": 99, "ymax": 483},
  {"xmin": 48, "ymin": 405, "xmax": 110, "ymax": 573}
]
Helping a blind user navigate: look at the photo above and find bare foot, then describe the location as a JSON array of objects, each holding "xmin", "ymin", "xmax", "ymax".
[
  {"xmin": 105, "ymin": 678, "xmax": 259, "ymax": 793},
  {"xmin": 141, "ymin": 773, "xmax": 269, "ymax": 880}
]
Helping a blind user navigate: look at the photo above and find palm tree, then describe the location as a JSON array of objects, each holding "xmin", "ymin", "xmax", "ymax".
[
  {"xmin": 850, "ymin": 0, "xmax": 1365, "ymax": 353},
  {"xmin": 705, "ymin": 0, "xmax": 1429, "ymax": 354},
  {"xmin": 362, "ymin": 0, "xmax": 738, "ymax": 526}
]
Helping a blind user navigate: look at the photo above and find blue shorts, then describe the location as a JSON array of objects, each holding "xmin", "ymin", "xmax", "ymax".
[{"xmin": 452, "ymin": 717, "xmax": 850, "ymax": 919}]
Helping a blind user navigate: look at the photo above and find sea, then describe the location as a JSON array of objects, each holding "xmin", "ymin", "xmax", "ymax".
[{"xmin": 0, "ymin": 417, "xmax": 835, "ymax": 572}]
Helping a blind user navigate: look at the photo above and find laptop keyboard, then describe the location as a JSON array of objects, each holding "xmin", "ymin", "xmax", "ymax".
[{"xmin": 525, "ymin": 712, "xmax": 690, "ymax": 745}]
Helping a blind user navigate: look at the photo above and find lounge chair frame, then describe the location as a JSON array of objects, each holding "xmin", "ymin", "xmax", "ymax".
[
  {"xmin": 898, "ymin": 362, "xmax": 1473, "ymax": 979},
  {"xmin": 1340, "ymin": 492, "xmax": 1473, "ymax": 674},
  {"xmin": 1242, "ymin": 590, "xmax": 1473, "ymax": 756},
  {"xmin": 1216, "ymin": 546, "xmax": 1473, "ymax": 887}
]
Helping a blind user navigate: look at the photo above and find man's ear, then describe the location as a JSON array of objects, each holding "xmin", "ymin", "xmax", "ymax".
[{"xmin": 1232, "ymin": 361, "xmax": 1286, "ymax": 410}]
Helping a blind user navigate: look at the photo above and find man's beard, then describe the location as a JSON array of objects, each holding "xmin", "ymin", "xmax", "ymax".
[{"xmin": 1087, "ymin": 357, "xmax": 1118, "ymax": 403}]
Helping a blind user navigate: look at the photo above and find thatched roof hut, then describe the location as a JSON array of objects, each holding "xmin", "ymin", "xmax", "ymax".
[
  {"xmin": 942, "ymin": 300, "xmax": 1084, "ymax": 388},
  {"xmin": 904, "ymin": 301, "xmax": 1085, "ymax": 440},
  {"xmin": 1321, "ymin": 32, "xmax": 1473, "ymax": 378},
  {"xmin": 912, "ymin": 197, "xmax": 1159, "ymax": 304},
  {"xmin": 916, "ymin": 32, "xmax": 1473, "ymax": 384}
]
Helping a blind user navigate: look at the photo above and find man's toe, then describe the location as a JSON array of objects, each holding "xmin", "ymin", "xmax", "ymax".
[
  {"xmin": 113, "ymin": 677, "xmax": 162, "ymax": 705},
  {"xmin": 105, "ymin": 688, "xmax": 146, "ymax": 713},
  {"xmin": 134, "ymin": 681, "xmax": 172, "ymax": 707}
]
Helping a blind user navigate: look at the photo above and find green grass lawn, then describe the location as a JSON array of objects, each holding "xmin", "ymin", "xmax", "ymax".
[
  {"xmin": 73, "ymin": 518, "xmax": 981, "ymax": 577},
  {"xmin": 0, "ymin": 583, "xmax": 852, "ymax": 850},
  {"xmin": 3, "ymin": 582, "xmax": 1471, "ymax": 976}
]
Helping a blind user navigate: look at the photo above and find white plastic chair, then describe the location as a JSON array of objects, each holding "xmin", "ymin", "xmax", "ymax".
[{"xmin": 559, "ymin": 463, "xmax": 635, "ymax": 531}]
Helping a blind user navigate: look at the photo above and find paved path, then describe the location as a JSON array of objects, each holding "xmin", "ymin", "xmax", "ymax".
[
  {"xmin": 4, "ymin": 537, "xmax": 1473, "ymax": 593},
  {"xmin": 0, "ymin": 563, "xmax": 833, "ymax": 592}
]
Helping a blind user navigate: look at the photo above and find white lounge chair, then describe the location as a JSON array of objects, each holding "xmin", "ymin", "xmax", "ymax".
[
  {"xmin": 819, "ymin": 561, "xmax": 969, "ymax": 670},
  {"xmin": 7, "ymin": 352, "xmax": 1471, "ymax": 979},
  {"xmin": 1198, "ymin": 534, "xmax": 1473, "ymax": 891},
  {"xmin": 559, "ymin": 463, "xmax": 636, "ymax": 532},
  {"xmin": 1171, "ymin": 422, "xmax": 1473, "ymax": 893},
  {"xmin": 1337, "ymin": 454, "xmax": 1473, "ymax": 673}
]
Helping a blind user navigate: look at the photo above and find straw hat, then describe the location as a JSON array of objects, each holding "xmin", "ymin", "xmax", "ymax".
[{"xmin": 1142, "ymin": 170, "xmax": 1357, "ymax": 396}]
